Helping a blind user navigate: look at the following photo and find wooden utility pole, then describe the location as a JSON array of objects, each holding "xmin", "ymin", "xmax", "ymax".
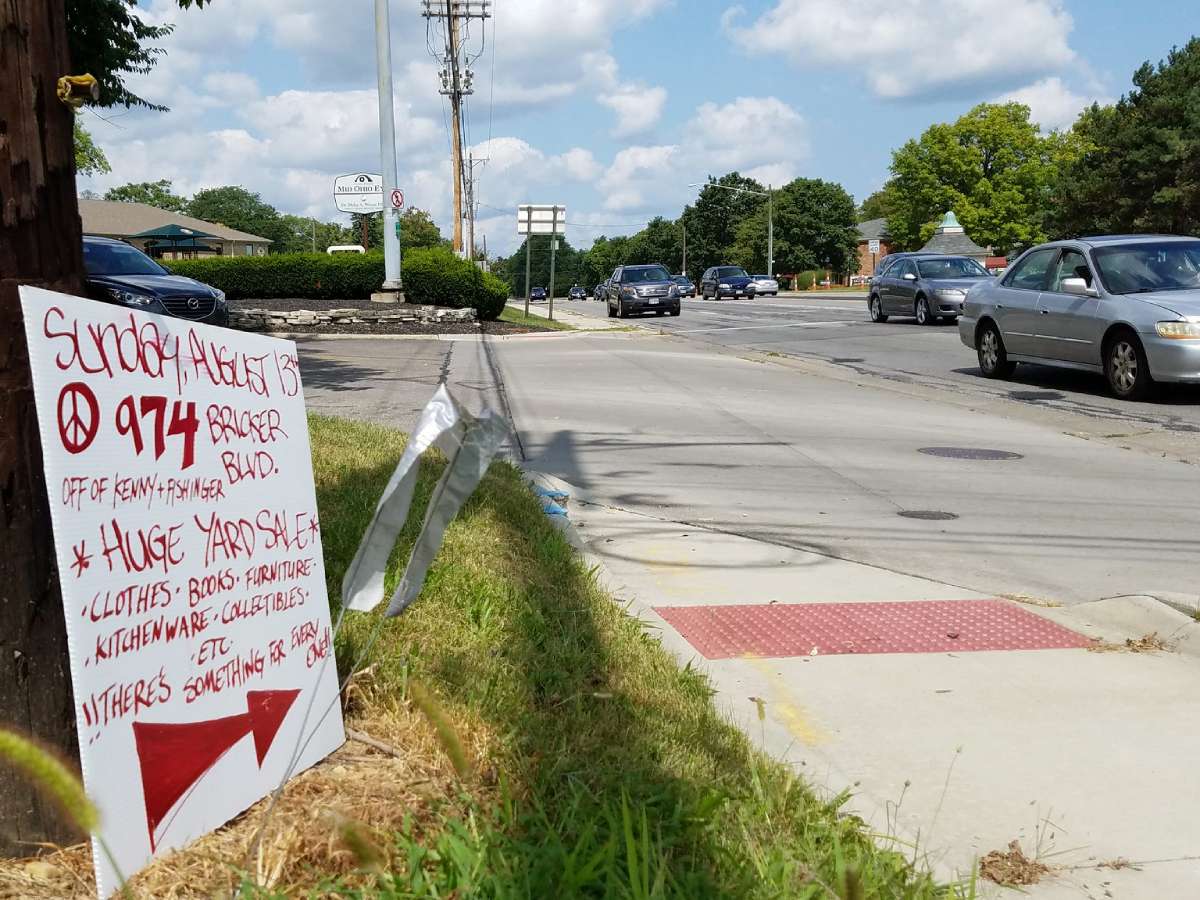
[
  {"xmin": 447, "ymin": 2, "xmax": 464, "ymax": 254},
  {"xmin": 0, "ymin": 0, "xmax": 84, "ymax": 854}
]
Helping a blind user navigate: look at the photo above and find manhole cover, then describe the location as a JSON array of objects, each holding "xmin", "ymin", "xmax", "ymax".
[
  {"xmin": 1009, "ymin": 390, "xmax": 1063, "ymax": 401},
  {"xmin": 898, "ymin": 510, "xmax": 959, "ymax": 521},
  {"xmin": 918, "ymin": 447, "xmax": 1024, "ymax": 461}
]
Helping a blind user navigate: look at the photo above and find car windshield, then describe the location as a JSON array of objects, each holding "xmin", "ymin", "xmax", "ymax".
[
  {"xmin": 717, "ymin": 267, "xmax": 748, "ymax": 279},
  {"xmin": 1093, "ymin": 241, "xmax": 1200, "ymax": 294},
  {"xmin": 83, "ymin": 241, "xmax": 167, "ymax": 276},
  {"xmin": 672, "ymin": 276, "xmax": 691, "ymax": 284},
  {"xmin": 623, "ymin": 266, "xmax": 672, "ymax": 283},
  {"xmin": 917, "ymin": 257, "xmax": 989, "ymax": 279}
]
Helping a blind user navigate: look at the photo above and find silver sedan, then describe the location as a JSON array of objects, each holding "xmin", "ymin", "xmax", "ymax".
[{"xmin": 960, "ymin": 235, "xmax": 1200, "ymax": 399}]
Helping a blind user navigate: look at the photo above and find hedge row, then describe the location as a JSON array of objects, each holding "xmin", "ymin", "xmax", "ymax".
[{"xmin": 166, "ymin": 249, "xmax": 507, "ymax": 320}]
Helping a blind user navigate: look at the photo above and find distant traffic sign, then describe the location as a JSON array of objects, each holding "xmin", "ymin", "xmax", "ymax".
[
  {"xmin": 334, "ymin": 173, "xmax": 384, "ymax": 214},
  {"xmin": 868, "ymin": 239, "xmax": 881, "ymax": 255},
  {"xmin": 390, "ymin": 189, "xmax": 404, "ymax": 209}
]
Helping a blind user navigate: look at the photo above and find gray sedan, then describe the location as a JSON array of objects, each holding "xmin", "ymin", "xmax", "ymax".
[
  {"xmin": 960, "ymin": 235, "xmax": 1200, "ymax": 400},
  {"xmin": 869, "ymin": 255, "xmax": 993, "ymax": 325}
]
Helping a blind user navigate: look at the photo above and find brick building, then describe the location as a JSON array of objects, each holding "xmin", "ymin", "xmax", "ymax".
[{"xmin": 854, "ymin": 217, "xmax": 893, "ymax": 279}]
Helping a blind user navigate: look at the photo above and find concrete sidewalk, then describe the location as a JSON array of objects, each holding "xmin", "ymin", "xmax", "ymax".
[
  {"xmin": 531, "ymin": 472, "xmax": 1200, "ymax": 899},
  {"xmin": 507, "ymin": 299, "xmax": 627, "ymax": 330}
]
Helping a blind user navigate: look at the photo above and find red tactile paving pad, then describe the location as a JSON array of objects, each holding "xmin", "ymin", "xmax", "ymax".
[{"xmin": 653, "ymin": 600, "xmax": 1092, "ymax": 660}]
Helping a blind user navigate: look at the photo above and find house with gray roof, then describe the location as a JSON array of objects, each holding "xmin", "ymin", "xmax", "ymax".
[
  {"xmin": 79, "ymin": 199, "xmax": 271, "ymax": 259},
  {"xmin": 919, "ymin": 211, "xmax": 989, "ymax": 260}
]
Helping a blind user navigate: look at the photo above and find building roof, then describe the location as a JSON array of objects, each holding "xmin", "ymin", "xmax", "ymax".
[
  {"xmin": 79, "ymin": 199, "xmax": 271, "ymax": 244},
  {"xmin": 856, "ymin": 217, "xmax": 890, "ymax": 242},
  {"xmin": 919, "ymin": 210, "xmax": 988, "ymax": 257}
]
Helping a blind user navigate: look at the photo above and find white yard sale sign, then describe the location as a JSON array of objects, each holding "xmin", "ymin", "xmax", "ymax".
[{"xmin": 18, "ymin": 287, "xmax": 345, "ymax": 897}]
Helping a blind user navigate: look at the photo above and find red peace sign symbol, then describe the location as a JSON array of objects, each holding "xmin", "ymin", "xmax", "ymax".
[{"xmin": 57, "ymin": 382, "xmax": 100, "ymax": 454}]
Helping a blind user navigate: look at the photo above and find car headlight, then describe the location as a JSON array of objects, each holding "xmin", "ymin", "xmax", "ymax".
[
  {"xmin": 668, "ymin": 286, "xmax": 679, "ymax": 298},
  {"xmin": 934, "ymin": 289, "xmax": 965, "ymax": 299},
  {"xmin": 1155, "ymin": 321, "xmax": 1200, "ymax": 339},
  {"xmin": 105, "ymin": 287, "xmax": 157, "ymax": 307},
  {"xmin": 718, "ymin": 283, "xmax": 730, "ymax": 289},
  {"xmin": 213, "ymin": 289, "xmax": 226, "ymax": 306}
]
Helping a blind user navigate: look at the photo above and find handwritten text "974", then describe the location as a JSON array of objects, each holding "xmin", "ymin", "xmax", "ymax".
[{"xmin": 58, "ymin": 382, "xmax": 198, "ymax": 470}]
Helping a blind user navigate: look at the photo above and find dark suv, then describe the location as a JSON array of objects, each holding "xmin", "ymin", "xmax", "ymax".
[
  {"xmin": 605, "ymin": 264, "xmax": 681, "ymax": 318},
  {"xmin": 83, "ymin": 235, "xmax": 228, "ymax": 326}
]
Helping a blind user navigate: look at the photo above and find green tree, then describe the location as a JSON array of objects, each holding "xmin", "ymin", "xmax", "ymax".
[
  {"xmin": 678, "ymin": 172, "xmax": 766, "ymax": 281},
  {"xmin": 103, "ymin": 178, "xmax": 187, "ymax": 212},
  {"xmin": 501, "ymin": 236, "xmax": 581, "ymax": 296},
  {"xmin": 72, "ymin": 118, "xmax": 109, "ymax": 176},
  {"xmin": 625, "ymin": 217, "xmax": 683, "ymax": 270},
  {"xmin": 882, "ymin": 102, "xmax": 1081, "ymax": 254},
  {"xmin": 187, "ymin": 185, "xmax": 288, "ymax": 249},
  {"xmin": 856, "ymin": 189, "xmax": 890, "ymax": 222},
  {"xmin": 274, "ymin": 214, "xmax": 352, "ymax": 254},
  {"xmin": 400, "ymin": 208, "xmax": 448, "ymax": 250},
  {"xmin": 1051, "ymin": 38, "xmax": 1200, "ymax": 237},
  {"xmin": 730, "ymin": 178, "xmax": 860, "ymax": 276},
  {"xmin": 579, "ymin": 234, "xmax": 632, "ymax": 286}
]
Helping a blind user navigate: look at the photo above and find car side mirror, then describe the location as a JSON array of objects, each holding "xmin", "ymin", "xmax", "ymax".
[
  {"xmin": 1061, "ymin": 277, "xmax": 1099, "ymax": 298},
  {"xmin": 903, "ymin": 273, "xmax": 917, "ymax": 281}
]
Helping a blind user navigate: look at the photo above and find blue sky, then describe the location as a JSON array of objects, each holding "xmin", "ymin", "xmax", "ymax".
[{"xmin": 78, "ymin": 0, "xmax": 1195, "ymax": 255}]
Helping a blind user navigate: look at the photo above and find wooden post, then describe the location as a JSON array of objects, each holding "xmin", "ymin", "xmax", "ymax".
[{"xmin": 0, "ymin": 0, "xmax": 85, "ymax": 854}]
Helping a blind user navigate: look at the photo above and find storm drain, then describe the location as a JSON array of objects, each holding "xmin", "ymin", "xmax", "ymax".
[
  {"xmin": 898, "ymin": 510, "xmax": 959, "ymax": 521},
  {"xmin": 918, "ymin": 447, "xmax": 1023, "ymax": 461}
]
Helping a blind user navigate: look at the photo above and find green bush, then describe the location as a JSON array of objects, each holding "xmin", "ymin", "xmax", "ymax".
[
  {"xmin": 166, "ymin": 249, "xmax": 508, "ymax": 320},
  {"xmin": 796, "ymin": 270, "xmax": 817, "ymax": 290}
]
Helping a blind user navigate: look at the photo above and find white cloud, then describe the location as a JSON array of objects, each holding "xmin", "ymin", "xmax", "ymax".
[
  {"xmin": 557, "ymin": 148, "xmax": 604, "ymax": 182},
  {"xmin": 201, "ymin": 72, "xmax": 260, "ymax": 104},
  {"xmin": 598, "ymin": 85, "xmax": 669, "ymax": 136},
  {"xmin": 993, "ymin": 77, "xmax": 1108, "ymax": 131},
  {"xmin": 727, "ymin": 0, "xmax": 1076, "ymax": 99}
]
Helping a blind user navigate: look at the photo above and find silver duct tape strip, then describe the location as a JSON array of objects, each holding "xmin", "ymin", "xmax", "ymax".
[{"xmin": 340, "ymin": 384, "xmax": 508, "ymax": 615}]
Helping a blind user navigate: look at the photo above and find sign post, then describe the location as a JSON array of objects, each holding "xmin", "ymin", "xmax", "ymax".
[
  {"xmin": 517, "ymin": 204, "xmax": 566, "ymax": 320},
  {"xmin": 18, "ymin": 287, "xmax": 345, "ymax": 896},
  {"xmin": 868, "ymin": 238, "xmax": 880, "ymax": 277}
]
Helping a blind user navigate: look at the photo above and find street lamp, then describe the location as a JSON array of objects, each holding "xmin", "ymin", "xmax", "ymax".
[{"xmin": 687, "ymin": 181, "xmax": 774, "ymax": 278}]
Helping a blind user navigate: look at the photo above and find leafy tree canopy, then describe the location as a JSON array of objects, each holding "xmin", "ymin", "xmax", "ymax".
[
  {"xmin": 880, "ymin": 102, "xmax": 1082, "ymax": 254},
  {"xmin": 103, "ymin": 178, "xmax": 187, "ymax": 212},
  {"xmin": 66, "ymin": 0, "xmax": 211, "ymax": 110},
  {"xmin": 73, "ymin": 119, "xmax": 110, "ymax": 176},
  {"xmin": 186, "ymin": 185, "xmax": 288, "ymax": 248},
  {"xmin": 856, "ymin": 189, "xmax": 890, "ymax": 222},
  {"xmin": 679, "ymin": 172, "xmax": 766, "ymax": 280},
  {"xmin": 731, "ymin": 178, "xmax": 859, "ymax": 275},
  {"xmin": 1050, "ymin": 38, "xmax": 1200, "ymax": 237}
]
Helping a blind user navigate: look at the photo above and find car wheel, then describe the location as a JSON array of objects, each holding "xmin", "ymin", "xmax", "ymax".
[
  {"xmin": 977, "ymin": 321, "xmax": 1016, "ymax": 379},
  {"xmin": 656, "ymin": 310, "xmax": 665, "ymax": 316},
  {"xmin": 670, "ymin": 308, "xmax": 680, "ymax": 316},
  {"xmin": 617, "ymin": 300, "xmax": 627, "ymax": 319},
  {"xmin": 869, "ymin": 295, "xmax": 888, "ymax": 323},
  {"xmin": 915, "ymin": 296, "xmax": 934, "ymax": 326},
  {"xmin": 1105, "ymin": 331, "xmax": 1154, "ymax": 401},
  {"xmin": 607, "ymin": 301, "xmax": 616, "ymax": 318}
]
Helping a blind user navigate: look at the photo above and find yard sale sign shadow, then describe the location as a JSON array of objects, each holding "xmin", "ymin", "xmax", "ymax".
[{"xmin": 19, "ymin": 287, "xmax": 345, "ymax": 896}]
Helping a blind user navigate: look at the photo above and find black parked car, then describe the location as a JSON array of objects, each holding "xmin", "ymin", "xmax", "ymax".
[
  {"xmin": 530, "ymin": 286, "xmax": 547, "ymax": 301},
  {"xmin": 568, "ymin": 285, "xmax": 588, "ymax": 300},
  {"xmin": 700, "ymin": 266, "xmax": 755, "ymax": 299},
  {"xmin": 605, "ymin": 264, "xmax": 681, "ymax": 318},
  {"xmin": 672, "ymin": 275, "xmax": 696, "ymax": 297},
  {"xmin": 82, "ymin": 235, "xmax": 228, "ymax": 326}
]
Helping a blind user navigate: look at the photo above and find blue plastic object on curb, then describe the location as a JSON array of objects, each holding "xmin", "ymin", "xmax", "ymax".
[
  {"xmin": 534, "ymin": 485, "xmax": 569, "ymax": 502},
  {"xmin": 542, "ymin": 500, "xmax": 568, "ymax": 517}
]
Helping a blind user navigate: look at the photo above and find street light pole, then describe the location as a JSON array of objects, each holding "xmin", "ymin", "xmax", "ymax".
[
  {"xmin": 375, "ymin": 0, "xmax": 403, "ymax": 295},
  {"xmin": 767, "ymin": 186, "xmax": 774, "ymax": 278}
]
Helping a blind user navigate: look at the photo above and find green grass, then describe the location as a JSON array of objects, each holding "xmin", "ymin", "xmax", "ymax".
[
  {"xmin": 499, "ymin": 305, "xmax": 575, "ymax": 331},
  {"xmin": 296, "ymin": 415, "xmax": 970, "ymax": 899}
]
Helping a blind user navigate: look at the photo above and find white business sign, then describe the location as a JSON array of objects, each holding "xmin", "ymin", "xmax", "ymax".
[
  {"xmin": 19, "ymin": 287, "xmax": 345, "ymax": 897},
  {"xmin": 516, "ymin": 204, "xmax": 566, "ymax": 235},
  {"xmin": 334, "ymin": 172, "xmax": 384, "ymax": 214}
]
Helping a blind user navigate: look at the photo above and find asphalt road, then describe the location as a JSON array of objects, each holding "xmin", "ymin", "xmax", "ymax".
[
  {"xmin": 300, "ymin": 296, "xmax": 1200, "ymax": 607},
  {"xmin": 551, "ymin": 293, "xmax": 1200, "ymax": 449}
]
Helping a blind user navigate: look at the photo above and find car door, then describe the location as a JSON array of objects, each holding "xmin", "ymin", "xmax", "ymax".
[
  {"xmin": 990, "ymin": 247, "xmax": 1057, "ymax": 357},
  {"xmin": 607, "ymin": 269, "xmax": 622, "ymax": 308},
  {"xmin": 877, "ymin": 260, "xmax": 901, "ymax": 312},
  {"xmin": 700, "ymin": 268, "xmax": 714, "ymax": 298},
  {"xmin": 1034, "ymin": 248, "xmax": 1104, "ymax": 365},
  {"xmin": 888, "ymin": 259, "xmax": 919, "ymax": 314}
]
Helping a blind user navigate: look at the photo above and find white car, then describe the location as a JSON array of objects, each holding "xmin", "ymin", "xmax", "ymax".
[{"xmin": 750, "ymin": 275, "xmax": 779, "ymax": 296}]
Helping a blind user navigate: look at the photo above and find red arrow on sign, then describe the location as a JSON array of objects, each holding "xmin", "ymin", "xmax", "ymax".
[{"xmin": 132, "ymin": 689, "xmax": 300, "ymax": 850}]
